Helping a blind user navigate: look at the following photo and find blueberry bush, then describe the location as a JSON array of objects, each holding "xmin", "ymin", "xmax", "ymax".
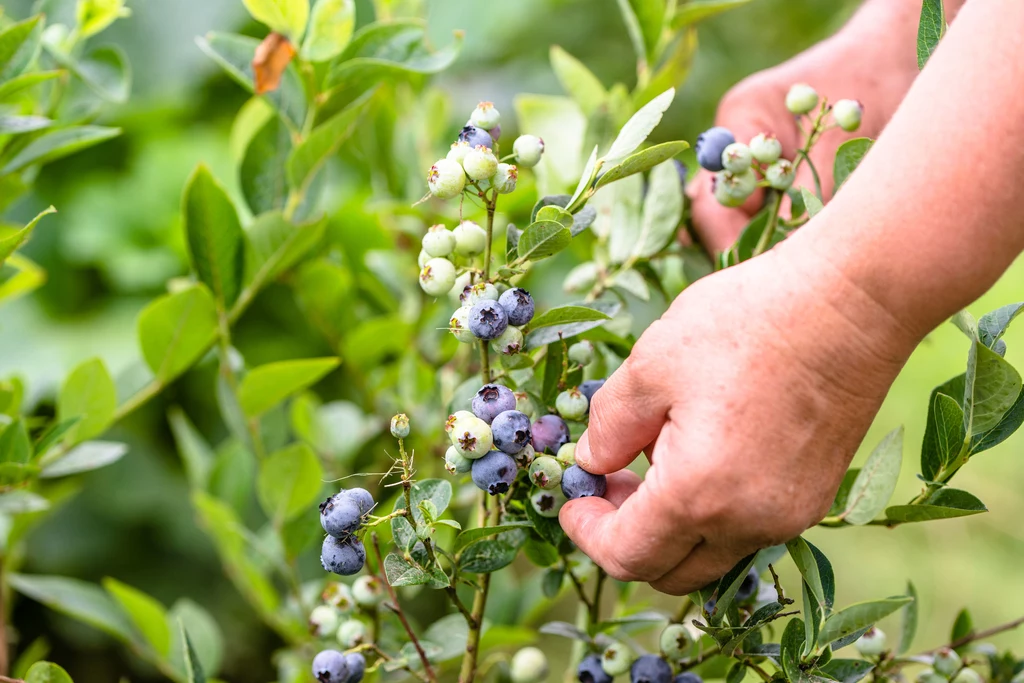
[{"xmin": 2, "ymin": 1, "xmax": 1024, "ymax": 683}]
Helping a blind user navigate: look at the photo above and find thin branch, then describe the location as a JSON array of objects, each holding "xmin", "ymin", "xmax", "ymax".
[
  {"xmin": 767, "ymin": 564, "xmax": 794, "ymax": 605},
  {"xmin": 563, "ymin": 557, "xmax": 594, "ymax": 613},
  {"xmin": 928, "ymin": 615, "xmax": 1024, "ymax": 653}
]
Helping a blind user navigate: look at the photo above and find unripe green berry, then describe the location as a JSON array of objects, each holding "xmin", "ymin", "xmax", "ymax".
[
  {"xmin": 564, "ymin": 261, "xmax": 600, "ymax": 294},
  {"xmin": 568, "ymin": 340, "xmax": 594, "ymax": 366},
  {"xmin": 494, "ymin": 163, "xmax": 518, "ymax": 194},
  {"xmin": 428, "ymin": 158, "xmax": 466, "ymax": 199},
  {"xmin": 423, "ymin": 224, "xmax": 456, "ymax": 258},
  {"xmin": 445, "ymin": 410, "xmax": 474, "ymax": 435},
  {"xmin": 601, "ymin": 642, "xmax": 633, "ymax": 677},
  {"xmin": 513, "ymin": 443, "xmax": 536, "ymax": 468},
  {"xmin": 449, "ymin": 414, "xmax": 493, "ymax": 458},
  {"xmin": 447, "ymin": 140, "xmax": 472, "ymax": 165},
  {"xmin": 530, "ymin": 489, "xmax": 564, "ymax": 518},
  {"xmin": 460, "ymin": 281, "xmax": 499, "ymax": 306},
  {"xmin": 453, "ymin": 221, "xmax": 487, "ymax": 256},
  {"xmin": 855, "ymin": 627, "xmax": 886, "ymax": 657},
  {"xmin": 832, "ymin": 99, "xmax": 863, "ymax": 132},
  {"xmin": 555, "ymin": 442, "xmax": 576, "ymax": 468},
  {"xmin": 336, "ymin": 618, "xmax": 368, "ymax": 648},
  {"xmin": 491, "ymin": 326, "xmax": 524, "ymax": 356},
  {"xmin": 556, "ymin": 387, "xmax": 589, "ymax": 421},
  {"xmin": 951, "ymin": 670, "xmax": 982, "ymax": 683},
  {"xmin": 470, "ymin": 101, "xmax": 500, "ymax": 130},
  {"xmin": 513, "ymin": 135, "xmax": 544, "ymax": 168},
  {"xmin": 352, "ymin": 575, "xmax": 386, "ymax": 608},
  {"xmin": 712, "ymin": 169, "xmax": 757, "ymax": 208},
  {"xmin": 310, "ymin": 605, "xmax": 341, "ymax": 638},
  {"xmin": 917, "ymin": 670, "xmax": 948, "ymax": 683},
  {"xmin": 749, "ymin": 133, "xmax": 782, "ymax": 163},
  {"xmin": 322, "ymin": 582, "xmax": 356, "ymax": 613},
  {"xmin": 419, "ymin": 258, "xmax": 457, "ymax": 297},
  {"xmin": 514, "ymin": 391, "xmax": 535, "ymax": 418},
  {"xmin": 721, "ymin": 142, "xmax": 753, "ymax": 174},
  {"xmin": 765, "ymin": 159, "xmax": 795, "ymax": 190},
  {"xmin": 660, "ymin": 623, "xmax": 694, "ymax": 660},
  {"xmin": 450, "ymin": 306, "xmax": 476, "ymax": 343},
  {"xmin": 510, "ymin": 647, "xmax": 548, "ymax": 683},
  {"xmin": 445, "ymin": 446, "xmax": 473, "ymax": 474},
  {"xmin": 786, "ymin": 83, "xmax": 819, "ymax": 115},
  {"xmin": 463, "ymin": 145, "xmax": 498, "ymax": 181},
  {"xmin": 390, "ymin": 413, "xmax": 410, "ymax": 439},
  {"xmin": 934, "ymin": 648, "xmax": 962, "ymax": 677},
  {"xmin": 529, "ymin": 455, "xmax": 563, "ymax": 490}
]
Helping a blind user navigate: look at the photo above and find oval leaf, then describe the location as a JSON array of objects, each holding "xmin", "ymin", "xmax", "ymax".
[
  {"xmin": 884, "ymin": 487, "xmax": 986, "ymax": 523},
  {"xmin": 603, "ymin": 88, "xmax": 675, "ymax": 164},
  {"xmin": 237, "ymin": 357, "xmax": 340, "ymax": 418},
  {"xmin": 256, "ymin": 442, "xmax": 324, "ymax": 523},
  {"xmin": 517, "ymin": 220, "xmax": 572, "ymax": 262},
  {"xmin": 529, "ymin": 305, "xmax": 611, "ymax": 330},
  {"xmin": 842, "ymin": 427, "xmax": 903, "ymax": 525},
  {"xmin": 184, "ymin": 165, "xmax": 245, "ymax": 309},
  {"xmin": 137, "ymin": 285, "xmax": 218, "ymax": 382},
  {"xmin": 819, "ymin": 597, "xmax": 913, "ymax": 646}
]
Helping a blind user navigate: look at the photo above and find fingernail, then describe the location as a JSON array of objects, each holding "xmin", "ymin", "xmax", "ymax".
[{"xmin": 575, "ymin": 431, "xmax": 591, "ymax": 468}]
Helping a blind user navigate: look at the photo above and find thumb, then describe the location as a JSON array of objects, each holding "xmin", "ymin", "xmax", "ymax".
[{"xmin": 575, "ymin": 356, "xmax": 670, "ymax": 475}]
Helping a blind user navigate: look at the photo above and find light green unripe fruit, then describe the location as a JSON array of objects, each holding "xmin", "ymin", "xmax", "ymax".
[
  {"xmin": 721, "ymin": 142, "xmax": 753, "ymax": 174},
  {"xmin": 423, "ymin": 224, "xmax": 456, "ymax": 257},
  {"xmin": 461, "ymin": 281, "xmax": 498, "ymax": 305},
  {"xmin": 513, "ymin": 135, "xmax": 544, "ymax": 168},
  {"xmin": 463, "ymin": 146, "xmax": 499, "ymax": 181},
  {"xmin": 322, "ymin": 582, "xmax": 355, "ymax": 613},
  {"xmin": 491, "ymin": 326, "xmax": 524, "ymax": 356},
  {"xmin": 419, "ymin": 258, "xmax": 457, "ymax": 297},
  {"xmin": 555, "ymin": 442, "xmax": 576, "ymax": 468},
  {"xmin": 352, "ymin": 575, "xmax": 386, "ymax": 608},
  {"xmin": 309, "ymin": 605, "xmax": 341, "ymax": 638},
  {"xmin": 951, "ymin": 670, "xmax": 982, "ymax": 683},
  {"xmin": 713, "ymin": 169, "xmax": 757, "ymax": 207},
  {"xmin": 470, "ymin": 101, "xmax": 501, "ymax": 130},
  {"xmin": 336, "ymin": 618, "xmax": 368, "ymax": 648},
  {"xmin": 855, "ymin": 627, "xmax": 886, "ymax": 657},
  {"xmin": 832, "ymin": 99, "xmax": 864, "ymax": 132},
  {"xmin": 601, "ymin": 642, "xmax": 633, "ymax": 676},
  {"xmin": 495, "ymin": 163, "xmax": 518, "ymax": 194},
  {"xmin": 428, "ymin": 158, "xmax": 466, "ymax": 199},
  {"xmin": 449, "ymin": 414, "xmax": 493, "ymax": 459},
  {"xmin": 749, "ymin": 133, "xmax": 782, "ymax": 163},
  {"xmin": 514, "ymin": 443, "xmax": 536, "ymax": 468},
  {"xmin": 556, "ymin": 387, "xmax": 588, "ymax": 421},
  {"xmin": 445, "ymin": 446, "xmax": 473, "ymax": 474},
  {"xmin": 660, "ymin": 623, "xmax": 694, "ymax": 660},
  {"xmin": 447, "ymin": 140, "xmax": 472, "ymax": 165},
  {"xmin": 568, "ymin": 341, "xmax": 594, "ymax": 366},
  {"xmin": 390, "ymin": 413, "xmax": 410, "ymax": 439},
  {"xmin": 450, "ymin": 306, "xmax": 476, "ymax": 343},
  {"xmin": 510, "ymin": 647, "xmax": 548, "ymax": 683},
  {"xmin": 916, "ymin": 669, "xmax": 948, "ymax": 683},
  {"xmin": 765, "ymin": 159, "xmax": 796, "ymax": 190},
  {"xmin": 453, "ymin": 221, "xmax": 487, "ymax": 256},
  {"xmin": 934, "ymin": 648, "xmax": 962, "ymax": 677},
  {"xmin": 786, "ymin": 83, "xmax": 819, "ymax": 115},
  {"xmin": 530, "ymin": 489, "xmax": 564, "ymax": 518},
  {"xmin": 529, "ymin": 456, "xmax": 562, "ymax": 490}
]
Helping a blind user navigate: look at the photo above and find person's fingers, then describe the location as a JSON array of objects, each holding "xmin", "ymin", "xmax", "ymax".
[
  {"xmin": 603, "ymin": 470, "xmax": 642, "ymax": 507},
  {"xmin": 687, "ymin": 172, "xmax": 756, "ymax": 253},
  {"xmin": 574, "ymin": 357, "xmax": 670, "ymax": 476},
  {"xmin": 648, "ymin": 541, "xmax": 747, "ymax": 596}
]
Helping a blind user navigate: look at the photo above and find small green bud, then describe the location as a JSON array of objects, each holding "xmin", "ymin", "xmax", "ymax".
[
  {"xmin": 749, "ymin": 133, "xmax": 782, "ymax": 163},
  {"xmin": 390, "ymin": 413, "xmax": 410, "ymax": 439},
  {"xmin": 832, "ymin": 99, "xmax": 863, "ymax": 132},
  {"xmin": 765, "ymin": 159, "xmax": 795, "ymax": 191},
  {"xmin": 721, "ymin": 142, "xmax": 753, "ymax": 174}
]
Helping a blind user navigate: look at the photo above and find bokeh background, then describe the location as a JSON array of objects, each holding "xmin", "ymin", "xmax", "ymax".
[{"xmin": 2, "ymin": 0, "xmax": 1023, "ymax": 680}]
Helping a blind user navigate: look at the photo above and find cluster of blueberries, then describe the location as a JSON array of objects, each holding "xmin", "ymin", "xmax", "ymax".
[
  {"xmin": 444, "ymin": 375, "xmax": 608, "ymax": 513},
  {"xmin": 694, "ymin": 82, "xmax": 863, "ymax": 208},
  {"xmin": 308, "ymin": 578, "xmax": 388, "ymax": 683},
  {"xmin": 855, "ymin": 630, "xmax": 983, "ymax": 683},
  {"xmin": 319, "ymin": 487, "xmax": 376, "ymax": 577},
  {"xmin": 578, "ymin": 570, "xmax": 762, "ymax": 683},
  {"xmin": 450, "ymin": 285, "xmax": 534, "ymax": 355}
]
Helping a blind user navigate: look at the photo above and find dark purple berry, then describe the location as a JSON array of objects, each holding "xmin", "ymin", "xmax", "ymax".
[
  {"xmin": 561, "ymin": 464, "xmax": 607, "ymax": 500},
  {"xmin": 491, "ymin": 410, "xmax": 532, "ymax": 454},
  {"xmin": 345, "ymin": 487, "xmax": 375, "ymax": 515},
  {"xmin": 736, "ymin": 568, "xmax": 759, "ymax": 602},
  {"xmin": 320, "ymin": 494, "xmax": 363, "ymax": 538},
  {"xmin": 469, "ymin": 300, "xmax": 508, "ymax": 340},
  {"xmin": 695, "ymin": 126, "xmax": 735, "ymax": 172},
  {"xmin": 312, "ymin": 650, "xmax": 349, "ymax": 683},
  {"xmin": 346, "ymin": 653, "xmax": 366, "ymax": 683},
  {"xmin": 630, "ymin": 655, "xmax": 672, "ymax": 683},
  {"xmin": 580, "ymin": 379, "xmax": 606, "ymax": 416},
  {"xmin": 531, "ymin": 414, "xmax": 570, "ymax": 454},
  {"xmin": 472, "ymin": 384, "xmax": 517, "ymax": 424},
  {"xmin": 674, "ymin": 674, "xmax": 704, "ymax": 683},
  {"xmin": 321, "ymin": 536, "xmax": 366, "ymax": 575},
  {"xmin": 470, "ymin": 450, "xmax": 517, "ymax": 495},
  {"xmin": 498, "ymin": 287, "xmax": 535, "ymax": 326},
  {"xmin": 578, "ymin": 654, "xmax": 613, "ymax": 683},
  {"xmin": 458, "ymin": 125, "xmax": 494, "ymax": 151}
]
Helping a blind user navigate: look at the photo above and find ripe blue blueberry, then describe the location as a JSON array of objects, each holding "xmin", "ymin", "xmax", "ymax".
[
  {"xmin": 498, "ymin": 288, "xmax": 535, "ymax": 326},
  {"xmin": 458, "ymin": 125, "xmax": 494, "ymax": 151},
  {"xmin": 472, "ymin": 384, "xmax": 517, "ymax": 424},
  {"xmin": 557, "ymin": 387, "xmax": 589, "ymax": 421},
  {"xmin": 491, "ymin": 410, "xmax": 533, "ymax": 454},
  {"xmin": 561, "ymin": 464, "xmax": 607, "ymax": 500},
  {"xmin": 578, "ymin": 654, "xmax": 613, "ymax": 683},
  {"xmin": 695, "ymin": 126, "xmax": 736, "ymax": 172},
  {"xmin": 630, "ymin": 654, "xmax": 672, "ymax": 683},
  {"xmin": 721, "ymin": 142, "xmax": 753, "ymax": 174},
  {"xmin": 735, "ymin": 568, "xmax": 759, "ymax": 602},
  {"xmin": 530, "ymin": 489, "xmax": 564, "ymax": 518},
  {"xmin": 427, "ymin": 158, "xmax": 466, "ymax": 199},
  {"xmin": 336, "ymin": 618, "xmax": 368, "ymax": 648},
  {"xmin": 601, "ymin": 642, "xmax": 633, "ymax": 676},
  {"xmin": 660, "ymin": 624, "xmax": 693, "ymax": 660},
  {"xmin": 674, "ymin": 674, "xmax": 704, "ymax": 683},
  {"xmin": 491, "ymin": 326, "xmax": 524, "ymax": 356},
  {"xmin": 529, "ymin": 455, "xmax": 563, "ymax": 490},
  {"xmin": 390, "ymin": 413, "xmax": 410, "ymax": 439},
  {"xmin": 321, "ymin": 536, "xmax": 366, "ymax": 576},
  {"xmin": 445, "ymin": 446, "xmax": 473, "ymax": 474},
  {"xmin": 352, "ymin": 575, "xmax": 385, "ymax": 608},
  {"xmin": 704, "ymin": 597, "xmax": 717, "ymax": 617},
  {"xmin": 510, "ymin": 647, "xmax": 549, "ymax": 683},
  {"xmin": 312, "ymin": 649, "xmax": 349, "ymax": 683},
  {"xmin": 320, "ymin": 494, "xmax": 363, "ymax": 538},
  {"xmin": 749, "ymin": 133, "xmax": 782, "ymax": 164},
  {"xmin": 345, "ymin": 653, "xmax": 366, "ymax": 683},
  {"xmin": 580, "ymin": 379, "xmax": 605, "ymax": 416},
  {"xmin": 513, "ymin": 134, "xmax": 545, "ymax": 168},
  {"xmin": 471, "ymin": 449, "xmax": 518, "ymax": 495},
  {"xmin": 532, "ymin": 414, "xmax": 571, "ymax": 454},
  {"xmin": 469, "ymin": 300, "xmax": 509, "ymax": 340},
  {"xmin": 344, "ymin": 488, "xmax": 374, "ymax": 515},
  {"xmin": 786, "ymin": 83, "xmax": 819, "ymax": 115}
]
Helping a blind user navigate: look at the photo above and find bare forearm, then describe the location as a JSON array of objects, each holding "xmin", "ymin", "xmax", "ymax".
[{"xmin": 786, "ymin": 0, "xmax": 1024, "ymax": 339}]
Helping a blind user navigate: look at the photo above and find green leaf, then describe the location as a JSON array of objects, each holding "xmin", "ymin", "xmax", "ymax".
[
  {"xmin": 0, "ymin": 253, "xmax": 45, "ymax": 304},
  {"xmin": 454, "ymin": 522, "xmax": 535, "ymax": 555},
  {"xmin": 801, "ymin": 187, "xmax": 824, "ymax": 217},
  {"xmin": 238, "ymin": 357, "xmax": 339, "ymax": 417},
  {"xmin": 103, "ymin": 578, "xmax": 171, "ymax": 657},
  {"xmin": 709, "ymin": 553, "xmax": 757, "ymax": 626},
  {"xmin": 242, "ymin": 0, "xmax": 310, "ymax": 40},
  {"xmin": 287, "ymin": 90, "xmax": 372, "ymax": 192},
  {"xmin": 40, "ymin": 441, "xmax": 127, "ymax": 478},
  {"xmin": 60, "ymin": 45, "xmax": 131, "ymax": 103},
  {"xmin": 0, "ymin": 419, "xmax": 31, "ymax": 464},
  {"xmin": 0, "ymin": 490, "xmax": 48, "ymax": 514},
  {"xmin": 899, "ymin": 581, "xmax": 918, "ymax": 654},
  {"xmin": 1, "ymin": 126, "xmax": 121, "ymax": 175},
  {"xmin": 0, "ymin": 16, "xmax": 43, "ymax": 82},
  {"xmin": 612, "ymin": 268, "xmax": 650, "ymax": 301},
  {"xmin": 625, "ymin": 0, "xmax": 665, "ymax": 64},
  {"xmin": 240, "ymin": 116, "xmax": 292, "ymax": 216},
  {"xmin": 256, "ymin": 442, "xmax": 324, "ymax": 523},
  {"xmin": 302, "ymin": 0, "xmax": 355, "ymax": 61},
  {"xmin": 671, "ymin": 0, "xmax": 755, "ymax": 29},
  {"xmin": 950, "ymin": 608, "xmax": 973, "ymax": 645},
  {"xmin": 34, "ymin": 418, "xmax": 80, "ymax": 456},
  {"xmin": 324, "ymin": 23, "xmax": 463, "ymax": 92},
  {"xmin": 964, "ymin": 340, "xmax": 1022, "ymax": 434},
  {"xmin": 395, "ymin": 479, "xmax": 452, "ymax": 527},
  {"xmin": 168, "ymin": 600, "xmax": 223, "ymax": 677},
  {"xmin": 183, "ymin": 165, "xmax": 245, "ymax": 310},
  {"xmin": 244, "ymin": 212, "xmax": 326, "ymax": 296},
  {"xmin": 168, "ymin": 408, "xmax": 215, "ymax": 490},
  {"xmin": 819, "ymin": 597, "xmax": 913, "ymax": 646},
  {"xmin": 885, "ymin": 488, "xmax": 986, "ymax": 523},
  {"xmin": 820, "ymin": 659, "xmax": 874, "ymax": 683},
  {"xmin": 632, "ymin": 160, "xmax": 684, "ymax": 260},
  {"xmin": 803, "ymin": 580, "xmax": 822, "ymax": 656},
  {"xmin": 597, "ymin": 141, "xmax": 689, "ymax": 188},
  {"xmin": 0, "ymin": 70, "xmax": 62, "ymax": 102},
  {"xmin": 525, "ymin": 300, "xmax": 621, "ymax": 350},
  {"xmin": 786, "ymin": 537, "xmax": 826, "ymax": 611},
  {"xmin": 842, "ymin": 427, "xmax": 903, "ymax": 525},
  {"xmin": 603, "ymin": 88, "xmax": 675, "ymax": 164},
  {"xmin": 460, "ymin": 539, "xmax": 517, "ymax": 574},
  {"xmin": 180, "ymin": 621, "xmax": 207, "ymax": 683},
  {"xmin": 76, "ymin": 0, "xmax": 131, "ymax": 38},
  {"xmin": 8, "ymin": 573, "xmax": 137, "ymax": 644},
  {"xmin": 952, "ymin": 309, "xmax": 980, "ymax": 341},
  {"xmin": 828, "ymin": 468, "xmax": 859, "ymax": 517},
  {"xmin": 833, "ymin": 138, "xmax": 873, "ymax": 192},
  {"xmin": 517, "ymin": 221, "xmax": 572, "ymax": 262},
  {"xmin": 567, "ymin": 145, "xmax": 600, "ymax": 212},
  {"xmin": 978, "ymin": 303, "xmax": 1024, "ymax": 347},
  {"xmin": 550, "ymin": 45, "xmax": 606, "ymax": 116},
  {"xmin": 136, "ymin": 284, "xmax": 218, "ymax": 382},
  {"xmin": 921, "ymin": 392, "xmax": 965, "ymax": 481},
  {"xmin": 24, "ymin": 662, "xmax": 73, "ymax": 683},
  {"xmin": 635, "ymin": 29, "xmax": 696, "ymax": 108},
  {"xmin": 970, "ymin": 385, "xmax": 1024, "ymax": 454},
  {"xmin": 781, "ymin": 618, "xmax": 808, "ymax": 683},
  {"xmin": 0, "ymin": 115, "xmax": 52, "ymax": 134},
  {"xmin": 196, "ymin": 32, "xmax": 307, "ymax": 130},
  {"xmin": 535, "ymin": 205, "xmax": 574, "ymax": 229},
  {"xmin": 529, "ymin": 305, "xmax": 611, "ymax": 330},
  {"xmin": 917, "ymin": 0, "xmax": 945, "ymax": 70},
  {"xmin": 0, "ymin": 206, "xmax": 55, "ymax": 266},
  {"xmin": 57, "ymin": 358, "xmax": 116, "ymax": 445},
  {"xmin": 384, "ymin": 553, "xmax": 449, "ymax": 588}
]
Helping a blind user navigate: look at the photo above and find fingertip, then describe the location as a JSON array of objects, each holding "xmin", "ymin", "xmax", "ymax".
[
  {"xmin": 604, "ymin": 470, "xmax": 642, "ymax": 507},
  {"xmin": 574, "ymin": 430, "xmax": 594, "ymax": 470},
  {"xmin": 559, "ymin": 495, "xmax": 617, "ymax": 559}
]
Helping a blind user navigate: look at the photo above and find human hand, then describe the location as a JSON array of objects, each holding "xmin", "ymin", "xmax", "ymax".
[{"xmin": 558, "ymin": 241, "xmax": 921, "ymax": 595}]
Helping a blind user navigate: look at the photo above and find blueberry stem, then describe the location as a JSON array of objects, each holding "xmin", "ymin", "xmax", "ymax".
[{"xmin": 752, "ymin": 190, "xmax": 783, "ymax": 258}]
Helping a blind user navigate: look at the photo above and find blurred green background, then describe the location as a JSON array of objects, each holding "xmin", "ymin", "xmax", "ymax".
[{"xmin": 3, "ymin": 0, "xmax": 1023, "ymax": 679}]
